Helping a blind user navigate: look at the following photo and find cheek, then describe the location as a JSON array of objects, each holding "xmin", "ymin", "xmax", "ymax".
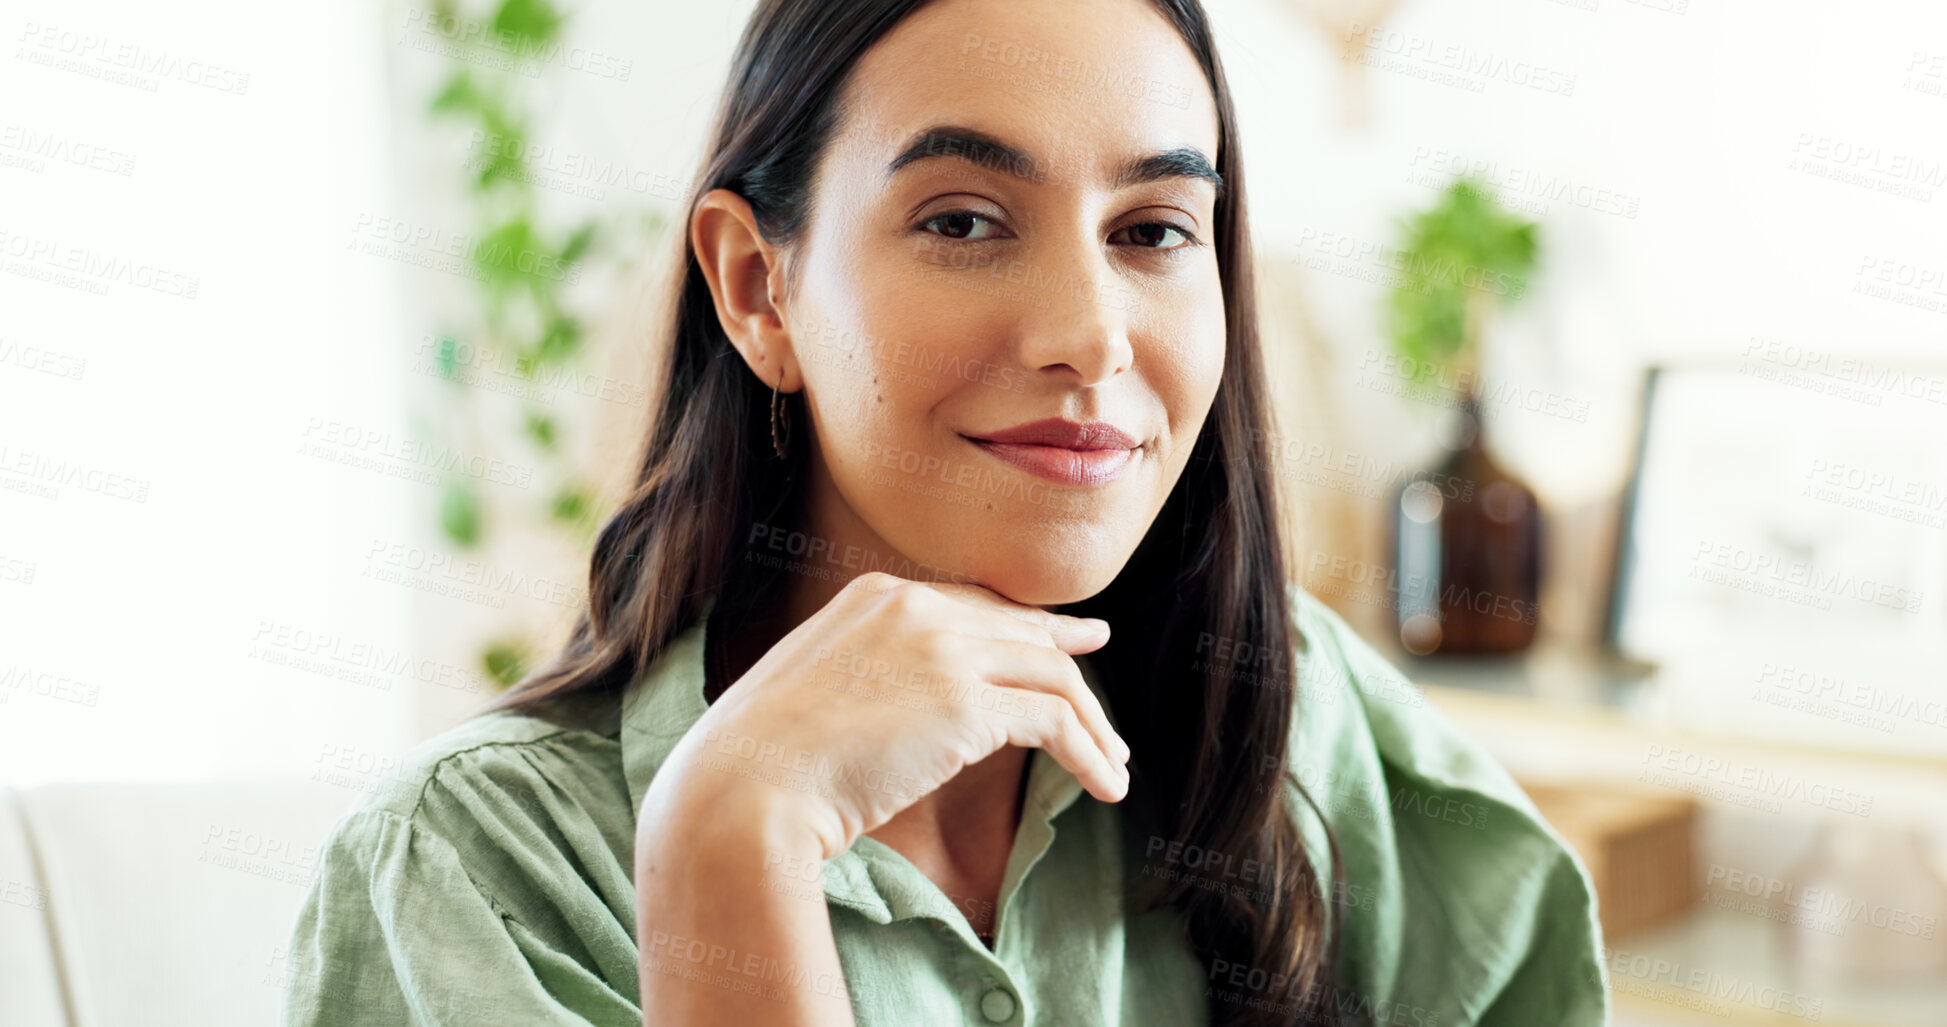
[
  {"xmin": 792, "ymin": 285, "xmax": 967, "ymax": 483},
  {"xmin": 1142, "ymin": 286, "xmax": 1228, "ymax": 447}
]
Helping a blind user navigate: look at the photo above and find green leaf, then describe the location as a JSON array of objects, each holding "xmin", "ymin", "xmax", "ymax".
[
  {"xmin": 435, "ymin": 334, "xmax": 460, "ymax": 380},
  {"xmin": 492, "ymin": 0, "xmax": 565, "ymax": 50},
  {"xmin": 471, "ymin": 218, "xmax": 548, "ymax": 290},
  {"xmin": 1386, "ymin": 175, "xmax": 1540, "ymax": 365},
  {"xmin": 550, "ymin": 486, "xmax": 589, "ymax": 524},
  {"xmin": 559, "ymin": 223, "xmax": 597, "ymax": 266},
  {"xmin": 524, "ymin": 411, "xmax": 557, "ymax": 448},
  {"xmin": 440, "ymin": 478, "xmax": 481, "ymax": 547},
  {"xmin": 429, "ymin": 70, "xmax": 480, "ymax": 117},
  {"xmin": 531, "ymin": 314, "xmax": 582, "ymax": 369},
  {"xmin": 481, "ymin": 641, "xmax": 528, "ymax": 689},
  {"xmin": 475, "ymin": 153, "xmax": 527, "ymax": 192}
]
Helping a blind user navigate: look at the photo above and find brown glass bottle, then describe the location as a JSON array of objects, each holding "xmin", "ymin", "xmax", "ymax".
[{"xmin": 1390, "ymin": 392, "xmax": 1543, "ymax": 655}]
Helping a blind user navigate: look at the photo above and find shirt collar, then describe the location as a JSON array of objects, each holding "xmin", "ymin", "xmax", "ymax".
[{"xmin": 620, "ymin": 592, "xmax": 1098, "ymax": 925}]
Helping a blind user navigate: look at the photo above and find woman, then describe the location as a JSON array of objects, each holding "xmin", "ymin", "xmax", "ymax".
[{"xmin": 286, "ymin": 0, "xmax": 1608, "ymax": 1023}]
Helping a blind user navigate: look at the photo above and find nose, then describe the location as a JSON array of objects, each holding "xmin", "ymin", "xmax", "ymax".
[{"xmin": 1013, "ymin": 241, "xmax": 1136, "ymax": 387}]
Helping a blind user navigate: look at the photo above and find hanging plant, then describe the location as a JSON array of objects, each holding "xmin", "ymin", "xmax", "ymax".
[{"xmin": 418, "ymin": 0, "xmax": 655, "ymax": 687}]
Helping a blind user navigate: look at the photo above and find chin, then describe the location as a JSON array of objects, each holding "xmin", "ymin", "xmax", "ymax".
[{"xmin": 946, "ymin": 528, "xmax": 1130, "ymax": 608}]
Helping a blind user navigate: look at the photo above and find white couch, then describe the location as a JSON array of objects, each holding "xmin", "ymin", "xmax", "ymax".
[{"xmin": 0, "ymin": 781, "xmax": 358, "ymax": 1027}]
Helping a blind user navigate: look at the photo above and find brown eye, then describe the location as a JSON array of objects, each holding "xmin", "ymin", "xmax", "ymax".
[
  {"xmin": 921, "ymin": 211, "xmax": 1004, "ymax": 241},
  {"xmin": 1114, "ymin": 222, "xmax": 1196, "ymax": 249}
]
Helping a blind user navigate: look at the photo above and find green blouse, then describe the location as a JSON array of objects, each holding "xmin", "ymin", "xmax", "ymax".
[{"xmin": 283, "ymin": 586, "xmax": 1609, "ymax": 1025}]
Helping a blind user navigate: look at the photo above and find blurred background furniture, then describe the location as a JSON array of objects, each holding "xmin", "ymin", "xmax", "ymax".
[{"xmin": 0, "ymin": 783, "xmax": 355, "ymax": 1027}]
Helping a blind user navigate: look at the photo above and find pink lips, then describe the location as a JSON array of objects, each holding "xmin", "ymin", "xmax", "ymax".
[{"xmin": 962, "ymin": 418, "xmax": 1141, "ymax": 487}]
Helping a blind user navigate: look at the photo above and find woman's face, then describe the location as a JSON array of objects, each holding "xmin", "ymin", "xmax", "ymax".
[{"xmin": 746, "ymin": 0, "xmax": 1226, "ymax": 607}]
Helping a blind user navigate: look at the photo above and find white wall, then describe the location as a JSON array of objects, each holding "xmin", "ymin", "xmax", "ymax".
[{"xmin": 1, "ymin": 0, "xmax": 415, "ymax": 785}]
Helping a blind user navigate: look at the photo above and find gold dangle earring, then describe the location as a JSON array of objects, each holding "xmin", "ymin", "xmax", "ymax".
[{"xmin": 770, "ymin": 379, "xmax": 792, "ymax": 460}]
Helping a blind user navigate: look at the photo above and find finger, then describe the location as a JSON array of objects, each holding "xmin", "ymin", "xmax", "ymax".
[
  {"xmin": 965, "ymin": 639, "xmax": 1129, "ymax": 766},
  {"xmin": 924, "ymin": 581, "xmax": 1111, "ymax": 654},
  {"xmin": 989, "ymin": 687, "xmax": 1128, "ymax": 803}
]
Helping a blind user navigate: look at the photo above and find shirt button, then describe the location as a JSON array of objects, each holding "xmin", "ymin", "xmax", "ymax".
[{"xmin": 978, "ymin": 987, "xmax": 1016, "ymax": 1023}]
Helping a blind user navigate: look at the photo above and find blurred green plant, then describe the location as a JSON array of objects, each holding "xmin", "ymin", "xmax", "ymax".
[
  {"xmin": 1386, "ymin": 176, "xmax": 1539, "ymax": 382},
  {"xmin": 418, "ymin": 0, "xmax": 640, "ymax": 687}
]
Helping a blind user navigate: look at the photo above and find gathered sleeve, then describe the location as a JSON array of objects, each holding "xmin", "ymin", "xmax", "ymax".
[
  {"xmin": 283, "ymin": 807, "xmax": 641, "ymax": 1026},
  {"xmin": 282, "ymin": 717, "xmax": 645, "ymax": 1027}
]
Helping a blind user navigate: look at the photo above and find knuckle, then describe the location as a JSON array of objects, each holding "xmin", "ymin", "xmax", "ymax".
[
  {"xmin": 1051, "ymin": 700, "xmax": 1084, "ymax": 743},
  {"xmin": 942, "ymin": 690, "xmax": 982, "ymax": 729},
  {"xmin": 913, "ymin": 628, "xmax": 958, "ymax": 667},
  {"xmin": 1065, "ymin": 664, "xmax": 1092, "ymax": 703},
  {"xmin": 847, "ymin": 571, "xmax": 894, "ymax": 596},
  {"xmin": 883, "ymin": 580, "xmax": 931, "ymax": 617}
]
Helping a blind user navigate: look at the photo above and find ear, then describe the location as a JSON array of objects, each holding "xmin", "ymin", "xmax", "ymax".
[{"xmin": 690, "ymin": 188, "xmax": 802, "ymax": 393}]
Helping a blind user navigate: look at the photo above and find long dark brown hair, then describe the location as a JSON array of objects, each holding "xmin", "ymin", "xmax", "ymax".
[{"xmin": 489, "ymin": 1, "xmax": 1349, "ymax": 1023}]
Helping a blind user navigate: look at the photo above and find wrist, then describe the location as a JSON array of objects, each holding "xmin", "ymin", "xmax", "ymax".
[{"xmin": 638, "ymin": 758, "xmax": 832, "ymax": 865}]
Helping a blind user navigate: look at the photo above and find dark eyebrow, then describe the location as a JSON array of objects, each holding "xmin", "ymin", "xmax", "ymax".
[{"xmin": 883, "ymin": 125, "xmax": 1223, "ymax": 198}]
